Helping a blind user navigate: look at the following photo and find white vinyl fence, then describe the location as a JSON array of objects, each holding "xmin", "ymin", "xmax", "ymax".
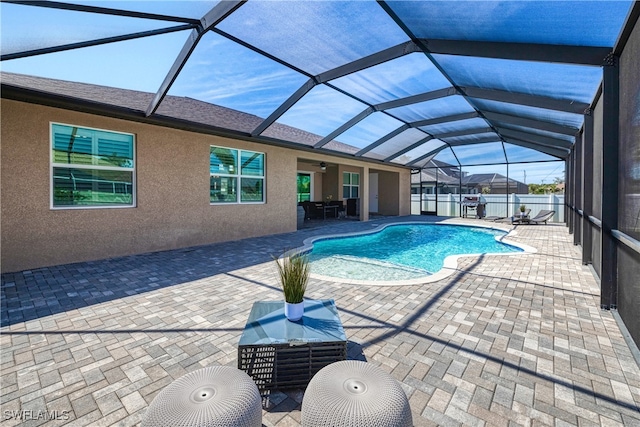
[{"xmin": 411, "ymin": 193, "xmax": 565, "ymax": 222}]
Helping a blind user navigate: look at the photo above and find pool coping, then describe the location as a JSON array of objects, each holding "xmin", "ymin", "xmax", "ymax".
[{"xmin": 290, "ymin": 221, "xmax": 537, "ymax": 287}]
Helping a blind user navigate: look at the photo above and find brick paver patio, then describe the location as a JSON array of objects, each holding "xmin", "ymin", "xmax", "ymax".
[{"xmin": 2, "ymin": 216, "xmax": 639, "ymax": 426}]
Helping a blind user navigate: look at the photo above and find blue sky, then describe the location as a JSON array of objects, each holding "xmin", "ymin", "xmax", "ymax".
[{"xmin": 3, "ymin": 1, "xmax": 621, "ymax": 185}]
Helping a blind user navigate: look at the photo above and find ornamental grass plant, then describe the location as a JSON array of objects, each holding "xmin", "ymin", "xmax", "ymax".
[{"xmin": 274, "ymin": 252, "xmax": 310, "ymax": 304}]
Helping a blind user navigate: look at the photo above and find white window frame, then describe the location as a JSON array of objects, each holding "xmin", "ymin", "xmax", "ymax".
[
  {"xmin": 297, "ymin": 170, "xmax": 314, "ymax": 202},
  {"xmin": 343, "ymin": 172, "xmax": 360, "ymax": 199},
  {"xmin": 210, "ymin": 145, "xmax": 265, "ymax": 205},
  {"xmin": 50, "ymin": 122, "xmax": 136, "ymax": 210}
]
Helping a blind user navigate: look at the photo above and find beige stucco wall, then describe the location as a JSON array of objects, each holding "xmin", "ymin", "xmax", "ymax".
[
  {"xmin": 1, "ymin": 100, "xmax": 297, "ymax": 273},
  {"xmin": 377, "ymin": 170, "xmax": 400, "ymax": 216},
  {"xmin": 2, "ymin": 99, "xmax": 411, "ymax": 272}
]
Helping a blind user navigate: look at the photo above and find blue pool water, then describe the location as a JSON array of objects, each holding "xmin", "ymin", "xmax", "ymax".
[{"xmin": 307, "ymin": 224, "xmax": 522, "ymax": 281}]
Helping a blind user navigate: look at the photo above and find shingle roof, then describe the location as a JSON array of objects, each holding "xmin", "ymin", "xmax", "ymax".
[
  {"xmin": 0, "ymin": 71, "xmax": 358, "ymax": 154},
  {"xmin": 462, "ymin": 173, "xmax": 525, "ymax": 186}
]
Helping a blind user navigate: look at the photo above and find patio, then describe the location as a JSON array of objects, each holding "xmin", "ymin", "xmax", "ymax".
[{"xmin": 2, "ymin": 216, "xmax": 639, "ymax": 426}]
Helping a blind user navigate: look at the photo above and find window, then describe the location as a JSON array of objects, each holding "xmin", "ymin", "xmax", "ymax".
[
  {"xmin": 51, "ymin": 123, "xmax": 135, "ymax": 208},
  {"xmin": 297, "ymin": 173, "xmax": 311, "ymax": 202},
  {"xmin": 343, "ymin": 172, "xmax": 359, "ymax": 199},
  {"xmin": 210, "ymin": 146, "xmax": 264, "ymax": 203}
]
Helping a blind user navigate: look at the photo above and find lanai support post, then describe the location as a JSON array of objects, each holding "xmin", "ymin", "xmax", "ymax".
[
  {"xmin": 506, "ymin": 163, "xmax": 510, "ymax": 219},
  {"xmin": 574, "ymin": 132, "xmax": 583, "ymax": 246},
  {"xmin": 568, "ymin": 148, "xmax": 574, "ymax": 234},
  {"xmin": 582, "ymin": 111, "xmax": 594, "ymax": 265},
  {"xmin": 600, "ymin": 54, "xmax": 620, "ymax": 310}
]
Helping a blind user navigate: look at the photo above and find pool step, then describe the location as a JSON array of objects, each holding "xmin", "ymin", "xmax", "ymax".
[{"xmin": 311, "ymin": 255, "xmax": 431, "ymax": 281}]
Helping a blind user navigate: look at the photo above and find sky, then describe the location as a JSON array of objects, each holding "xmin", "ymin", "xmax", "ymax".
[{"xmin": 1, "ymin": 0, "xmax": 628, "ymax": 185}]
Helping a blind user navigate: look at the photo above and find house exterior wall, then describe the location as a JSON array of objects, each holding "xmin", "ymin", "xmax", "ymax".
[
  {"xmin": 378, "ymin": 170, "xmax": 400, "ymax": 215},
  {"xmin": 323, "ymin": 165, "xmax": 340, "ymax": 202},
  {"xmin": 1, "ymin": 99, "xmax": 410, "ymax": 272}
]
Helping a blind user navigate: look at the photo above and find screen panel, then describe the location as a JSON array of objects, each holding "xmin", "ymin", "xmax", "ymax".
[
  {"xmin": 470, "ymin": 98, "xmax": 584, "ymax": 129},
  {"xmin": 2, "ymin": 30, "xmax": 190, "ymax": 93},
  {"xmin": 492, "ymin": 122, "xmax": 575, "ymax": 144},
  {"xmin": 1, "ymin": 2, "xmax": 182, "ymax": 56},
  {"xmin": 329, "ymin": 53, "xmax": 450, "ymax": 105},
  {"xmin": 364, "ymin": 128, "xmax": 428, "ymax": 159},
  {"xmin": 389, "ymin": 139, "xmax": 447, "ymax": 165},
  {"xmin": 216, "ymin": 1, "xmax": 409, "ymax": 75},
  {"xmin": 62, "ymin": 0, "xmax": 217, "ymax": 18},
  {"xmin": 266, "ymin": 85, "xmax": 367, "ymax": 142},
  {"xmin": 433, "ymin": 146, "xmax": 460, "ymax": 166},
  {"xmin": 170, "ymin": 32, "xmax": 309, "ymax": 120},
  {"xmin": 420, "ymin": 117, "xmax": 489, "ymax": 136},
  {"xmin": 386, "ymin": 1, "xmax": 632, "ymax": 47},
  {"xmin": 433, "ymin": 54, "xmax": 603, "ymax": 104},
  {"xmin": 504, "ymin": 143, "xmax": 561, "ymax": 163},
  {"xmin": 451, "ymin": 142, "xmax": 507, "ymax": 165},
  {"xmin": 334, "ymin": 113, "xmax": 404, "ymax": 150},
  {"xmin": 386, "ymin": 95, "xmax": 474, "ymax": 123}
]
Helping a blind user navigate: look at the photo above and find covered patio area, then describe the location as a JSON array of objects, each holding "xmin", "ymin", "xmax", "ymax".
[
  {"xmin": 2, "ymin": 216, "xmax": 639, "ymax": 426},
  {"xmin": 2, "ymin": 1, "xmax": 640, "ymax": 425}
]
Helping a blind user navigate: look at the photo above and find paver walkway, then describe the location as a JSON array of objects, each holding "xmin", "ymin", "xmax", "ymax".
[{"xmin": 2, "ymin": 216, "xmax": 639, "ymax": 426}]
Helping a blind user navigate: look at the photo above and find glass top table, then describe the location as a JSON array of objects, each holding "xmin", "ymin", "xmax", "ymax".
[
  {"xmin": 238, "ymin": 299, "xmax": 347, "ymax": 346},
  {"xmin": 238, "ymin": 299, "xmax": 347, "ymax": 391}
]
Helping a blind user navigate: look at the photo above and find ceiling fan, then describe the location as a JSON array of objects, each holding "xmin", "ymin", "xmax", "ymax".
[{"xmin": 307, "ymin": 161, "xmax": 327, "ymax": 171}]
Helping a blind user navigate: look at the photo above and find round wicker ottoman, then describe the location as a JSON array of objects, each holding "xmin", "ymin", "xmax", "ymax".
[
  {"xmin": 141, "ymin": 366, "xmax": 262, "ymax": 427},
  {"xmin": 301, "ymin": 360, "xmax": 412, "ymax": 427}
]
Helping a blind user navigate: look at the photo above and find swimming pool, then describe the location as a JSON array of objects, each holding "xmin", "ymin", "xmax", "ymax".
[{"xmin": 302, "ymin": 222, "xmax": 533, "ymax": 285}]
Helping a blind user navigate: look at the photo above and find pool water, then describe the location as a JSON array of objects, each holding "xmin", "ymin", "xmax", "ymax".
[{"xmin": 307, "ymin": 224, "xmax": 521, "ymax": 281}]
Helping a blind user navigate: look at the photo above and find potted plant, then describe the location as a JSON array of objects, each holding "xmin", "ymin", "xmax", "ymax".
[
  {"xmin": 519, "ymin": 204, "xmax": 526, "ymax": 217},
  {"xmin": 274, "ymin": 251, "xmax": 310, "ymax": 321}
]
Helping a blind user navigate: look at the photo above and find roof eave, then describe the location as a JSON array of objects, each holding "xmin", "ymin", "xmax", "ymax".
[{"xmin": 1, "ymin": 83, "xmax": 412, "ymax": 170}]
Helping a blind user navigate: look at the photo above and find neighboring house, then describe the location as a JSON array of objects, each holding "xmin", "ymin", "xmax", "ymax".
[
  {"xmin": 411, "ymin": 160, "xmax": 527, "ymax": 194},
  {"xmin": 461, "ymin": 173, "xmax": 529, "ymax": 194},
  {"xmin": 410, "ymin": 160, "xmax": 461, "ymax": 194}
]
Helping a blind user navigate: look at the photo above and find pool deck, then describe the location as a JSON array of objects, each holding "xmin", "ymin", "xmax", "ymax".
[{"xmin": 1, "ymin": 216, "xmax": 639, "ymax": 426}]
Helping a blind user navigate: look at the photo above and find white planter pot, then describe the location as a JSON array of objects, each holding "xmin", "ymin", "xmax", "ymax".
[{"xmin": 284, "ymin": 301, "xmax": 304, "ymax": 321}]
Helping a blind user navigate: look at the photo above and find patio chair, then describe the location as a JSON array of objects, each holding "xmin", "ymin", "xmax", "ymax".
[
  {"xmin": 529, "ymin": 209, "xmax": 556, "ymax": 224},
  {"xmin": 511, "ymin": 208, "xmax": 531, "ymax": 224}
]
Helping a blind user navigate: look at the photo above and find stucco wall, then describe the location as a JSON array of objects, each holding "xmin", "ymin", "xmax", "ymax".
[
  {"xmin": 377, "ymin": 170, "xmax": 400, "ymax": 216},
  {"xmin": 1, "ymin": 100, "xmax": 289, "ymax": 272},
  {"xmin": 2, "ymin": 99, "xmax": 411, "ymax": 272},
  {"xmin": 398, "ymin": 168, "xmax": 411, "ymax": 216}
]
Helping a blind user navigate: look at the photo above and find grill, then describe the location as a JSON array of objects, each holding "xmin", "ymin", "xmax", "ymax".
[{"xmin": 461, "ymin": 196, "xmax": 486, "ymax": 218}]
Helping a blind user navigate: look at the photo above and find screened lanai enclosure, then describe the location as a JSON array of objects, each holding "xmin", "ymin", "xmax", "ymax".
[
  {"xmin": 1, "ymin": 0, "xmax": 630, "ymax": 168},
  {"xmin": 2, "ymin": 2, "xmax": 640, "ymax": 348}
]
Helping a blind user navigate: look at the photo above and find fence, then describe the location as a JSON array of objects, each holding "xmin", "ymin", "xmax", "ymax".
[{"xmin": 411, "ymin": 193, "xmax": 565, "ymax": 222}]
